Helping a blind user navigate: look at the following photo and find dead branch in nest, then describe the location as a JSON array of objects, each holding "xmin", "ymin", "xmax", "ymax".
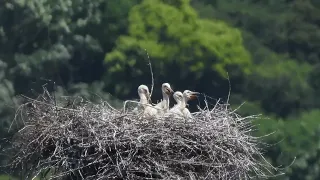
[{"xmin": 4, "ymin": 88, "xmax": 282, "ymax": 180}]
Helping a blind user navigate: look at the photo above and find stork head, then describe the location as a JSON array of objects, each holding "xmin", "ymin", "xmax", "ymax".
[
  {"xmin": 173, "ymin": 91, "xmax": 183, "ymax": 103},
  {"xmin": 183, "ymin": 90, "xmax": 199, "ymax": 101},
  {"xmin": 162, "ymin": 83, "xmax": 174, "ymax": 95},
  {"xmin": 138, "ymin": 85, "xmax": 151, "ymax": 100}
]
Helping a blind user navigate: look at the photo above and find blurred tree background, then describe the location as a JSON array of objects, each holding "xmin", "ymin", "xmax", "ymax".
[{"xmin": 0, "ymin": 0, "xmax": 319, "ymax": 179}]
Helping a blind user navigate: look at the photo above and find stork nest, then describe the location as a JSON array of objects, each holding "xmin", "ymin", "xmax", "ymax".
[{"xmin": 5, "ymin": 89, "xmax": 278, "ymax": 180}]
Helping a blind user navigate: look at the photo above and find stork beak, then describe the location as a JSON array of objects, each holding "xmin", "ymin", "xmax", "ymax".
[
  {"xmin": 166, "ymin": 87, "xmax": 174, "ymax": 95},
  {"xmin": 189, "ymin": 92, "xmax": 199, "ymax": 100}
]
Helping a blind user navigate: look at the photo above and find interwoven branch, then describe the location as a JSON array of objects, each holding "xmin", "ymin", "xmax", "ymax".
[{"xmin": 6, "ymin": 89, "xmax": 279, "ymax": 179}]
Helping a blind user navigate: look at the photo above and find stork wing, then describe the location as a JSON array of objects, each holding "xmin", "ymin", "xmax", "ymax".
[{"xmin": 154, "ymin": 100, "xmax": 163, "ymax": 108}]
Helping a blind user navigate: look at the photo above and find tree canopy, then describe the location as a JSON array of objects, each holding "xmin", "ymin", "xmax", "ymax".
[
  {"xmin": 105, "ymin": 0, "xmax": 251, "ymax": 99},
  {"xmin": 0, "ymin": 0, "xmax": 320, "ymax": 179}
]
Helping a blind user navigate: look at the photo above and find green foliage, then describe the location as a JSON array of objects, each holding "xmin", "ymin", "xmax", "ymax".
[
  {"xmin": 192, "ymin": 0, "xmax": 320, "ymax": 117},
  {"xmin": 0, "ymin": 174, "xmax": 18, "ymax": 180},
  {"xmin": 105, "ymin": 0, "xmax": 251, "ymax": 97},
  {"xmin": 0, "ymin": 0, "xmax": 318, "ymax": 178},
  {"xmin": 255, "ymin": 110, "xmax": 320, "ymax": 179},
  {"xmin": 195, "ymin": 0, "xmax": 320, "ymax": 64},
  {"xmin": 244, "ymin": 57, "xmax": 313, "ymax": 116},
  {"xmin": 0, "ymin": 0, "xmax": 139, "ymax": 95},
  {"xmin": 55, "ymin": 82, "xmax": 123, "ymax": 109},
  {"xmin": 229, "ymin": 94, "xmax": 264, "ymax": 116},
  {"xmin": 0, "ymin": 61, "xmax": 17, "ymax": 171},
  {"xmin": 0, "ymin": 0, "xmax": 135, "ymax": 175}
]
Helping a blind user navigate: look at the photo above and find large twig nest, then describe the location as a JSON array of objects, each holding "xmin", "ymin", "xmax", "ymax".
[{"xmin": 6, "ymin": 89, "xmax": 278, "ymax": 180}]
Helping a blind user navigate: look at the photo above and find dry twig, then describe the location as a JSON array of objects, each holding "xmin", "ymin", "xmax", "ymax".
[{"xmin": 5, "ymin": 88, "xmax": 280, "ymax": 179}]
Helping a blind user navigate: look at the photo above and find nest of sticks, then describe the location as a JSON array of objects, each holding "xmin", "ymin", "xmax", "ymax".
[{"xmin": 6, "ymin": 89, "xmax": 278, "ymax": 180}]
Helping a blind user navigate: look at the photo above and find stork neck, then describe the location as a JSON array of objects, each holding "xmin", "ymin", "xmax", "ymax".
[
  {"xmin": 181, "ymin": 97, "xmax": 187, "ymax": 110},
  {"xmin": 139, "ymin": 93, "xmax": 149, "ymax": 107},
  {"xmin": 176, "ymin": 100, "xmax": 183, "ymax": 109},
  {"xmin": 162, "ymin": 92, "xmax": 170, "ymax": 109}
]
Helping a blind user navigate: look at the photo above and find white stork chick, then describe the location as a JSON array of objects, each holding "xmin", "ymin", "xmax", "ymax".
[
  {"xmin": 137, "ymin": 85, "xmax": 158, "ymax": 117},
  {"xmin": 154, "ymin": 83, "xmax": 174, "ymax": 115},
  {"xmin": 181, "ymin": 90, "xmax": 199, "ymax": 119},
  {"xmin": 168, "ymin": 91, "xmax": 184, "ymax": 117}
]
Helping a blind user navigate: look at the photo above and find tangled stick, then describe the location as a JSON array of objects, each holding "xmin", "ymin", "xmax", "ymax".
[{"xmin": 5, "ymin": 88, "xmax": 281, "ymax": 179}]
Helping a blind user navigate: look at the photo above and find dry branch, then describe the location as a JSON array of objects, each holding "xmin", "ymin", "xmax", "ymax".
[{"xmin": 5, "ymin": 89, "xmax": 279, "ymax": 179}]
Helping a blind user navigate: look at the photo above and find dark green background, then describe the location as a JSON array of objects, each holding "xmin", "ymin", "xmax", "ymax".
[{"xmin": 0, "ymin": 0, "xmax": 319, "ymax": 179}]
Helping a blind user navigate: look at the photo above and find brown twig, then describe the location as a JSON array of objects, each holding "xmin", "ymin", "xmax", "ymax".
[{"xmin": 4, "ymin": 88, "xmax": 282, "ymax": 179}]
